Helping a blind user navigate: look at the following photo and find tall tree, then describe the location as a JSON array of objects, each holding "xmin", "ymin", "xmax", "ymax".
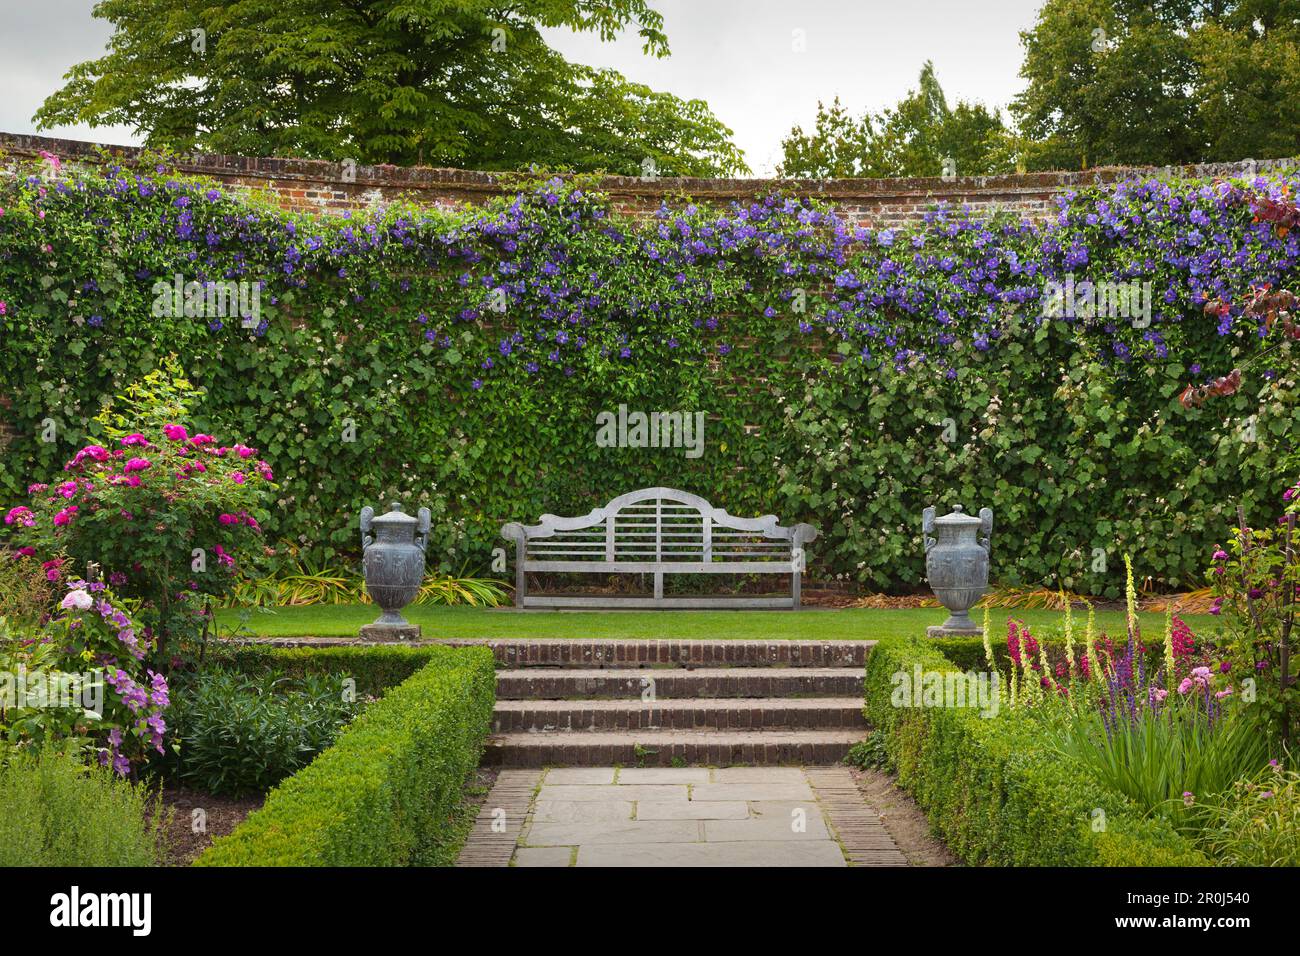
[
  {"xmin": 1192, "ymin": 3, "xmax": 1300, "ymax": 162},
  {"xmin": 1013, "ymin": 0, "xmax": 1300, "ymax": 169},
  {"xmin": 778, "ymin": 62, "xmax": 1013, "ymax": 179},
  {"xmin": 35, "ymin": 0, "xmax": 748, "ymax": 176}
]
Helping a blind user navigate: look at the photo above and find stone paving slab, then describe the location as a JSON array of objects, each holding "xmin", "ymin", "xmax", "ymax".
[
  {"xmin": 495, "ymin": 766, "xmax": 908, "ymax": 867},
  {"xmin": 616, "ymin": 767, "xmax": 711, "ymax": 784},
  {"xmin": 689, "ymin": 782, "xmax": 816, "ymax": 802},
  {"xmin": 526, "ymin": 820, "xmax": 701, "ymax": 846},
  {"xmin": 533, "ymin": 800, "xmax": 634, "ymax": 823},
  {"xmin": 537, "ymin": 784, "xmax": 688, "ymax": 802},
  {"xmin": 514, "ymin": 846, "xmax": 574, "ymax": 867},
  {"xmin": 544, "ymin": 768, "xmax": 617, "ymax": 785},
  {"xmin": 711, "ymin": 767, "xmax": 809, "ymax": 783},
  {"xmin": 703, "ymin": 814, "xmax": 829, "ymax": 842},
  {"xmin": 575, "ymin": 840, "xmax": 847, "ymax": 867},
  {"xmin": 636, "ymin": 800, "xmax": 749, "ymax": 820}
]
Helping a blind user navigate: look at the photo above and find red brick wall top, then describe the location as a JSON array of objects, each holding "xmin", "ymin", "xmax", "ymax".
[{"xmin": 2, "ymin": 131, "xmax": 1291, "ymax": 226}]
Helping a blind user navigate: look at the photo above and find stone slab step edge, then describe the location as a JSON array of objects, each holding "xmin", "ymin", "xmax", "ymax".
[
  {"xmin": 483, "ymin": 730, "xmax": 866, "ymax": 768},
  {"xmin": 495, "ymin": 667, "xmax": 863, "ymax": 701},
  {"xmin": 438, "ymin": 638, "xmax": 875, "ymax": 669},
  {"xmin": 493, "ymin": 697, "xmax": 867, "ymax": 732}
]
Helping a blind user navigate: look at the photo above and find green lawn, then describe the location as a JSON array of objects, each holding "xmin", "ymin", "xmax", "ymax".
[{"xmin": 215, "ymin": 603, "xmax": 1219, "ymax": 643}]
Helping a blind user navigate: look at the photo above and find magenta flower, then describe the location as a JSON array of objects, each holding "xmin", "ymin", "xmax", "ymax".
[
  {"xmin": 4, "ymin": 506, "xmax": 35, "ymax": 527},
  {"xmin": 123, "ymin": 457, "xmax": 152, "ymax": 473},
  {"xmin": 162, "ymin": 423, "xmax": 189, "ymax": 441}
]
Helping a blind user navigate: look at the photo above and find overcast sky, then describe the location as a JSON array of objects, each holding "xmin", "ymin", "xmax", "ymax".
[{"xmin": 0, "ymin": 0, "xmax": 1044, "ymax": 175}]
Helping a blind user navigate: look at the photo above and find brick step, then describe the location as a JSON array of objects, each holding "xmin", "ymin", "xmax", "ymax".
[
  {"xmin": 439, "ymin": 638, "xmax": 874, "ymax": 669},
  {"xmin": 492, "ymin": 697, "xmax": 867, "ymax": 732},
  {"xmin": 483, "ymin": 730, "xmax": 866, "ymax": 767},
  {"xmin": 495, "ymin": 667, "xmax": 863, "ymax": 701}
]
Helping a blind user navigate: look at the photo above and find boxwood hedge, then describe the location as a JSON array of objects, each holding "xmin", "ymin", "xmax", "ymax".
[
  {"xmin": 864, "ymin": 635, "xmax": 1207, "ymax": 866},
  {"xmin": 205, "ymin": 643, "xmax": 472, "ymax": 698},
  {"xmin": 195, "ymin": 645, "xmax": 495, "ymax": 866}
]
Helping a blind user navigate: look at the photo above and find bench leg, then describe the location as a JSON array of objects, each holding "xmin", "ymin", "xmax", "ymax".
[
  {"xmin": 514, "ymin": 540, "xmax": 527, "ymax": 609},
  {"xmin": 654, "ymin": 569, "xmax": 664, "ymax": 606},
  {"xmin": 792, "ymin": 568, "xmax": 801, "ymax": 610}
]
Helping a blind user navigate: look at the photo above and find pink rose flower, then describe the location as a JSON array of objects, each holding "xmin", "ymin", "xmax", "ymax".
[
  {"xmin": 4, "ymin": 506, "xmax": 34, "ymax": 527},
  {"xmin": 162, "ymin": 424, "xmax": 189, "ymax": 442}
]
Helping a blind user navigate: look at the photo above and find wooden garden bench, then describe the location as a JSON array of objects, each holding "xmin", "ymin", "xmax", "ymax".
[{"xmin": 500, "ymin": 487, "xmax": 818, "ymax": 609}]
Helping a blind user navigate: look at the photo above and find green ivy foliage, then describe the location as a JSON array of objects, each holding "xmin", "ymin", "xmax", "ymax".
[{"xmin": 0, "ymin": 155, "xmax": 1295, "ymax": 596}]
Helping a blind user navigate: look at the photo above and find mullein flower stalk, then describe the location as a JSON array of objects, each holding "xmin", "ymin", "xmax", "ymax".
[
  {"xmin": 1061, "ymin": 588, "xmax": 1076, "ymax": 679},
  {"xmin": 1124, "ymin": 553, "xmax": 1139, "ymax": 652},
  {"xmin": 1163, "ymin": 603, "xmax": 1176, "ymax": 692},
  {"xmin": 981, "ymin": 604, "xmax": 1002, "ymax": 706}
]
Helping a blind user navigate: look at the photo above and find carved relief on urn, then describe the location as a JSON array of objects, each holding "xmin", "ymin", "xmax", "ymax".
[
  {"xmin": 358, "ymin": 502, "xmax": 430, "ymax": 641},
  {"xmin": 923, "ymin": 505, "xmax": 993, "ymax": 635}
]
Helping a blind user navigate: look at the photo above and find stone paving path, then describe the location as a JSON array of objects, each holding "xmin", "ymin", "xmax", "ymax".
[{"xmin": 458, "ymin": 765, "xmax": 907, "ymax": 867}]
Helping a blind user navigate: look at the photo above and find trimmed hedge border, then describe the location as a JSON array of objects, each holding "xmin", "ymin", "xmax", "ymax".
[
  {"xmin": 864, "ymin": 636, "xmax": 1207, "ymax": 866},
  {"xmin": 195, "ymin": 645, "xmax": 495, "ymax": 866},
  {"xmin": 205, "ymin": 643, "xmax": 461, "ymax": 697}
]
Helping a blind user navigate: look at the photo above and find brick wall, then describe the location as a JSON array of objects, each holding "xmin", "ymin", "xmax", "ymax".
[{"xmin": 2, "ymin": 131, "xmax": 1291, "ymax": 227}]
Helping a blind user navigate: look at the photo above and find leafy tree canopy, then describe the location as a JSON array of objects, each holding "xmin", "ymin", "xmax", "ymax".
[
  {"xmin": 1013, "ymin": 0, "xmax": 1300, "ymax": 170},
  {"xmin": 35, "ymin": 0, "xmax": 748, "ymax": 176},
  {"xmin": 777, "ymin": 62, "xmax": 1013, "ymax": 179}
]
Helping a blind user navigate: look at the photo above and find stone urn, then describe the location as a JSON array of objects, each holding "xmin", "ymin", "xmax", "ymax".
[
  {"xmin": 922, "ymin": 505, "xmax": 993, "ymax": 637},
  {"xmin": 358, "ymin": 502, "xmax": 430, "ymax": 641}
]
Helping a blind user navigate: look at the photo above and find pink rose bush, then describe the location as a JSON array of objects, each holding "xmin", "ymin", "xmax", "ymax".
[{"xmin": 1, "ymin": 362, "xmax": 275, "ymax": 652}]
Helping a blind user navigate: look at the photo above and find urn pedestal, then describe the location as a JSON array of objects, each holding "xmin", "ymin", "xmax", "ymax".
[
  {"xmin": 923, "ymin": 505, "xmax": 993, "ymax": 639},
  {"xmin": 358, "ymin": 502, "xmax": 430, "ymax": 642}
]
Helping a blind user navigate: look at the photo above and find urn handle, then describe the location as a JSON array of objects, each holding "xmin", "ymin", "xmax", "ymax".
[
  {"xmin": 922, "ymin": 506, "xmax": 936, "ymax": 553},
  {"xmin": 360, "ymin": 505, "xmax": 375, "ymax": 551},
  {"xmin": 978, "ymin": 507, "xmax": 993, "ymax": 555},
  {"xmin": 416, "ymin": 507, "xmax": 431, "ymax": 553}
]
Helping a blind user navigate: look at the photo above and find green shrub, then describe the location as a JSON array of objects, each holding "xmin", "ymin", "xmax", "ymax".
[
  {"xmin": 864, "ymin": 635, "xmax": 1207, "ymax": 866},
  {"xmin": 205, "ymin": 643, "xmax": 465, "ymax": 697},
  {"xmin": 164, "ymin": 669, "xmax": 358, "ymax": 795},
  {"xmin": 0, "ymin": 748, "xmax": 167, "ymax": 866},
  {"xmin": 1198, "ymin": 765, "xmax": 1300, "ymax": 866},
  {"xmin": 845, "ymin": 730, "xmax": 891, "ymax": 771},
  {"xmin": 195, "ymin": 645, "xmax": 495, "ymax": 866}
]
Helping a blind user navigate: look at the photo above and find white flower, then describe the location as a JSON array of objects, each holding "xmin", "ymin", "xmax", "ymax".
[{"xmin": 61, "ymin": 589, "xmax": 93, "ymax": 611}]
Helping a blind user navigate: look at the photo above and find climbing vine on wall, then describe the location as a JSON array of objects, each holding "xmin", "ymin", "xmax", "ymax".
[{"xmin": 0, "ymin": 152, "xmax": 1295, "ymax": 595}]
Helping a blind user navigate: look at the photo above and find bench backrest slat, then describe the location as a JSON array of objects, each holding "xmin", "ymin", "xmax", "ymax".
[{"xmin": 502, "ymin": 487, "xmax": 818, "ymax": 566}]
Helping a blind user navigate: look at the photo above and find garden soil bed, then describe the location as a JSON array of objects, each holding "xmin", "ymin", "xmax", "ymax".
[{"xmin": 158, "ymin": 787, "xmax": 264, "ymax": 866}]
